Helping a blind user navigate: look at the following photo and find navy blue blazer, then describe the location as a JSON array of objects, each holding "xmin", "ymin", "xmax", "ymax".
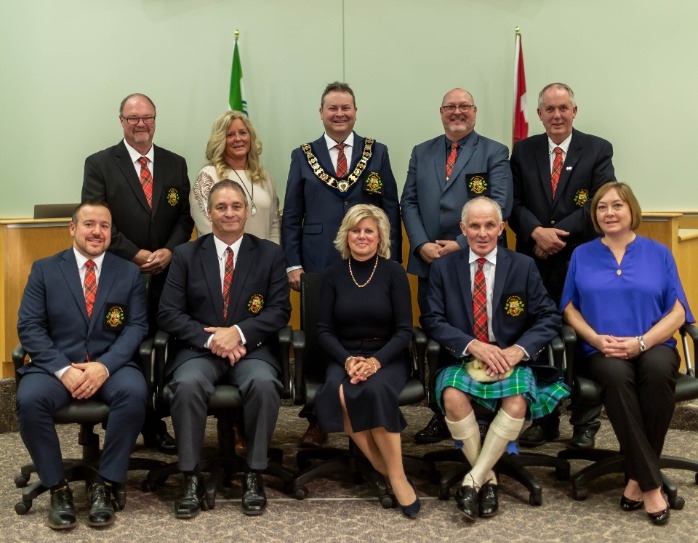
[
  {"xmin": 509, "ymin": 129, "xmax": 615, "ymax": 260},
  {"xmin": 157, "ymin": 233, "xmax": 291, "ymax": 377},
  {"xmin": 83, "ymin": 141, "xmax": 194, "ymax": 262},
  {"xmin": 17, "ymin": 250, "xmax": 148, "ymax": 376},
  {"xmin": 422, "ymin": 247, "xmax": 561, "ymax": 375},
  {"xmin": 401, "ymin": 132, "xmax": 512, "ymax": 278},
  {"xmin": 281, "ymin": 133, "xmax": 401, "ymax": 273}
]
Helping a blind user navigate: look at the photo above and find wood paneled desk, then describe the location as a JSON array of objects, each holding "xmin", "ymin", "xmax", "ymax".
[{"xmin": 2, "ymin": 215, "xmax": 697, "ymax": 378}]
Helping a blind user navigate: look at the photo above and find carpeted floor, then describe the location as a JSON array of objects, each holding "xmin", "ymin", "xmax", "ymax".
[{"xmin": 1, "ymin": 404, "xmax": 696, "ymax": 543}]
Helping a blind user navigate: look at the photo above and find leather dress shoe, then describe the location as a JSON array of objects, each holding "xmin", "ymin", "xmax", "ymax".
[
  {"xmin": 414, "ymin": 413, "xmax": 451, "ymax": 444},
  {"xmin": 620, "ymin": 494, "xmax": 644, "ymax": 511},
  {"xmin": 399, "ymin": 479, "xmax": 421, "ymax": 519},
  {"xmin": 647, "ymin": 505, "xmax": 670, "ymax": 525},
  {"xmin": 47, "ymin": 485, "xmax": 77, "ymax": 530},
  {"xmin": 518, "ymin": 422, "xmax": 560, "ymax": 447},
  {"xmin": 242, "ymin": 471, "xmax": 267, "ymax": 516},
  {"xmin": 569, "ymin": 426, "xmax": 598, "ymax": 449},
  {"xmin": 455, "ymin": 485, "xmax": 479, "ymax": 522},
  {"xmin": 143, "ymin": 430, "xmax": 177, "ymax": 455},
  {"xmin": 87, "ymin": 482, "xmax": 116, "ymax": 527},
  {"xmin": 299, "ymin": 422, "xmax": 327, "ymax": 448},
  {"xmin": 175, "ymin": 474, "xmax": 206, "ymax": 519},
  {"xmin": 478, "ymin": 483, "xmax": 499, "ymax": 518}
]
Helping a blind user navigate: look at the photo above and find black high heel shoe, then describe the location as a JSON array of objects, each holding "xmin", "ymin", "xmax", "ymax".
[
  {"xmin": 620, "ymin": 494, "xmax": 643, "ymax": 511},
  {"xmin": 399, "ymin": 479, "xmax": 421, "ymax": 519},
  {"xmin": 647, "ymin": 503, "xmax": 670, "ymax": 526}
]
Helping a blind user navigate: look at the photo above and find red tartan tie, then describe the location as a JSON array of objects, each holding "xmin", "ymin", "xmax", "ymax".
[
  {"xmin": 138, "ymin": 156, "xmax": 153, "ymax": 208},
  {"xmin": 472, "ymin": 258, "xmax": 489, "ymax": 343},
  {"xmin": 84, "ymin": 260, "xmax": 97, "ymax": 318},
  {"xmin": 335, "ymin": 143, "xmax": 348, "ymax": 178},
  {"xmin": 223, "ymin": 247, "xmax": 234, "ymax": 319},
  {"xmin": 445, "ymin": 141, "xmax": 458, "ymax": 181},
  {"xmin": 550, "ymin": 147, "xmax": 563, "ymax": 198}
]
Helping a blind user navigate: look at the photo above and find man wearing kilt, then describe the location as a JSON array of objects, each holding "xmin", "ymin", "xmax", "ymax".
[{"xmin": 422, "ymin": 197, "xmax": 569, "ymax": 522}]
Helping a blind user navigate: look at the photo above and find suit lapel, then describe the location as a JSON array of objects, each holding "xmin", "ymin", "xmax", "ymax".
[
  {"xmin": 492, "ymin": 249, "xmax": 511, "ymax": 320},
  {"xmin": 114, "ymin": 141, "xmax": 152, "ymax": 213},
  {"xmin": 199, "ymin": 235, "xmax": 226, "ymax": 323},
  {"xmin": 454, "ymin": 250, "xmax": 475, "ymax": 327},
  {"xmin": 59, "ymin": 250, "xmax": 91, "ymax": 326},
  {"xmin": 349, "ymin": 132, "xmax": 363, "ymax": 171},
  {"xmin": 552, "ymin": 130, "xmax": 583, "ymax": 210},
  {"xmin": 535, "ymin": 136, "xmax": 554, "ymax": 203},
  {"xmin": 151, "ymin": 145, "xmax": 167, "ymax": 215},
  {"xmin": 448, "ymin": 132, "xmax": 477, "ymax": 186},
  {"xmin": 311, "ymin": 135, "xmax": 333, "ymax": 175},
  {"xmin": 430, "ymin": 137, "xmax": 448, "ymax": 191},
  {"xmin": 91, "ymin": 254, "xmax": 119, "ymax": 333}
]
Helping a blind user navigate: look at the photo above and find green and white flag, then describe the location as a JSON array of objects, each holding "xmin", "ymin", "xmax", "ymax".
[{"xmin": 229, "ymin": 33, "xmax": 247, "ymax": 115}]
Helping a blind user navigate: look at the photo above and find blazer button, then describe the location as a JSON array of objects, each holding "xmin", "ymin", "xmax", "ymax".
[
  {"xmin": 440, "ymin": 208, "xmax": 445, "ymax": 214},
  {"xmin": 549, "ymin": 220, "xmax": 556, "ymax": 225}
]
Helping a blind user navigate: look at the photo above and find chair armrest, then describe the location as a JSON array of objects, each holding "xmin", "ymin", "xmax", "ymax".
[
  {"xmin": 412, "ymin": 327, "xmax": 427, "ymax": 388},
  {"xmin": 277, "ymin": 325, "xmax": 292, "ymax": 399},
  {"xmin": 679, "ymin": 323, "xmax": 698, "ymax": 377},
  {"xmin": 12, "ymin": 344, "xmax": 28, "ymax": 389},
  {"xmin": 153, "ymin": 330, "xmax": 171, "ymax": 399},
  {"xmin": 561, "ymin": 324, "xmax": 577, "ymax": 387},
  {"xmin": 139, "ymin": 337, "xmax": 155, "ymax": 392},
  {"xmin": 292, "ymin": 329, "xmax": 306, "ymax": 405}
]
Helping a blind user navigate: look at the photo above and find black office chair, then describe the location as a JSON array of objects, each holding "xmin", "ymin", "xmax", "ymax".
[
  {"xmin": 12, "ymin": 340, "xmax": 165, "ymax": 515},
  {"xmin": 558, "ymin": 324, "xmax": 698, "ymax": 507},
  {"xmin": 422, "ymin": 336, "xmax": 571, "ymax": 506},
  {"xmin": 290, "ymin": 272, "xmax": 437, "ymax": 506},
  {"xmin": 141, "ymin": 328, "xmax": 295, "ymax": 509}
]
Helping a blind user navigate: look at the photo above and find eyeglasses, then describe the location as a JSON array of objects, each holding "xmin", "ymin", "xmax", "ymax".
[
  {"xmin": 121, "ymin": 116, "xmax": 156, "ymax": 125},
  {"xmin": 441, "ymin": 104, "xmax": 475, "ymax": 113}
]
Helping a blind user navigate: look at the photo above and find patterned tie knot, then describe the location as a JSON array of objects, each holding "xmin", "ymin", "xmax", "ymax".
[
  {"xmin": 335, "ymin": 143, "xmax": 345, "ymax": 151},
  {"xmin": 138, "ymin": 156, "xmax": 149, "ymax": 167},
  {"xmin": 477, "ymin": 257, "xmax": 487, "ymax": 269},
  {"xmin": 554, "ymin": 147, "xmax": 563, "ymax": 157}
]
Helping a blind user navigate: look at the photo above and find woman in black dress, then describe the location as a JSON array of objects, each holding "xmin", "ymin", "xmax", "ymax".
[{"xmin": 314, "ymin": 204, "xmax": 419, "ymax": 518}]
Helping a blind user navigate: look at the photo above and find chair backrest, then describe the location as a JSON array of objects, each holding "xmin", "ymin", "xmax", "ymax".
[
  {"xmin": 299, "ymin": 272, "xmax": 328, "ymax": 379},
  {"xmin": 33, "ymin": 203, "xmax": 79, "ymax": 219}
]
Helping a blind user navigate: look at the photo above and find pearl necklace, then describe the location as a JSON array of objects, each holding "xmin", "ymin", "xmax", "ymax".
[{"xmin": 348, "ymin": 254, "xmax": 379, "ymax": 288}]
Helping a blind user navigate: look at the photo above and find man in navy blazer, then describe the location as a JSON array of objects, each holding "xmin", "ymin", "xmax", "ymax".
[
  {"xmin": 158, "ymin": 180, "xmax": 291, "ymax": 518},
  {"xmin": 509, "ymin": 82, "xmax": 615, "ymax": 448},
  {"xmin": 82, "ymin": 93, "xmax": 193, "ymax": 453},
  {"xmin": 422, "ymin": 197, "xmax": 561, "ymax": 521},
  {"xmin": 281, "ymin": 81, "xmax": 401, "ymax": 447},
  {"xmin": 17, "ymin": 201, "xmax": 149, "ymax": 530},
  {"xmin": 401, "ymin": 88, "xmax": 513, "ymax": 444}
]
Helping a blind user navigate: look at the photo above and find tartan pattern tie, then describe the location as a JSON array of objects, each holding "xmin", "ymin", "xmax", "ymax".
[
  {"xmin": 550, "ymin": 147, "xmax": 563, "ymax": 198},
  {"xmin": 445, "ymin": 141, "xmax": 458, "ymax": 181},
  {"xmin": 472, "ymin": 258, "xmax": 489, "ymax": 343},
  {"xmin": 222, "ymin": 247, "xmax": 234, "ymax": 319},
  {"xmin": 335, "ymin": 143, "xmax": 348, "ymax": 178},
  {"xmin": 138, "ymin": 156, "xmax": 153, "ymax": 208},
  {"xmin": 84, "ymin": 260, "xmax": 97, "ymax": 318}
]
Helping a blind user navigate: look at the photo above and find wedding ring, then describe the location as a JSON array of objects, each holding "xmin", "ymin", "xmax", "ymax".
[{"xmin": 88, "ymin": 386, "xmax": 93, "ymax": 391}]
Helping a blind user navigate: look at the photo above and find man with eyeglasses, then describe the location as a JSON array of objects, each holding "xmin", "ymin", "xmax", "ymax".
[
  {"xmin": 509, "ymin": 82, "xmax": 615, "ymax": 450},
  {"xmin": 82, "ymin": 93, "xmax": 194, "ymax": 454},
  {"xmin": 401, "ymin": 88, "xmax": 513, "ymax": 445}
]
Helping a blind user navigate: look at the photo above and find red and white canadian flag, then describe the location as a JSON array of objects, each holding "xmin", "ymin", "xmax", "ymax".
[{"xmin": 512, "ymin": 30, "xmax": 528, "ymax": 146}]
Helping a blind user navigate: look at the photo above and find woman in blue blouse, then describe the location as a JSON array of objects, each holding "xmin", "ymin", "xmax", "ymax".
[{"xmin": 560, "ymin": 182, "xmax": 693, "ymax": 526}]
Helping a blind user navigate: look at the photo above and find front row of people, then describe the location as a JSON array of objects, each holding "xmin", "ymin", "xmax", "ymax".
[{"xmin": 16, "ymin": 182, "xmax": 691, "ymax": 529}]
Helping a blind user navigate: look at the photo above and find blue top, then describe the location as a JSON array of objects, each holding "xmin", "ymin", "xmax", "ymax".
[{"xmin": 560, "ymin": 235, "xmax": 694, "ymax": 356}]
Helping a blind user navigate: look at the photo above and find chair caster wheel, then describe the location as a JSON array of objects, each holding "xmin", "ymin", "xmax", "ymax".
[
  {"xmin": 293, "ymin": 486, "xmax": 308, "ymax": 500},
  {"xmin": 15, "ymin": 500, "xmax": 31, "ymax": 515},
  {"xmin": 379, "ymin": 494, "xmax": 396, "ymax": 509},
  {"xmin": 15, "ymin": 474, "xmax": 29, "ymax": 488},
  {"xmin": 529, "ymin": 493, "xmax": 543, "ymax": 506},
  {"xmin": 669, "ymin": 495, "xmax": 685, "ymax": 510},
  {"xmin": 438, "ymin": 487, "xmax": 450, "ymax": 500},
  {"xmin": 572, "ymin": 487, "xmax": 588, "ymax": 501}
]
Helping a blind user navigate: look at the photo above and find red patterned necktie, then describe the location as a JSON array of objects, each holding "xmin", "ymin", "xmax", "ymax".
[
  {"xmin": 472, "ymin": 258, "xmax": 489, "ymax": 343},
  {"xmin": 138, "ymin": 156, "xmax": 153, "ymax": 208},
  {"xmin": 335, "ymin": 143, "xmax": 348, "ymax": 178},
  {"xmin": 84, "ymin": 260, "xmax": 97, "ymax": 318},
  {"xmin": 550, "ymin": 147, "xmax": 563, "ymax": 198},
  {"xmin": 445, "ymin": 141, "xmax": 458, "ymax": 181},
  {"xmin": 222, "ymin": 247, "xmax": 234, "ymax": 319}
]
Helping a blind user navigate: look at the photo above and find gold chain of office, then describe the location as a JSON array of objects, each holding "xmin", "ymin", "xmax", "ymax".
[{"xmin": 301, "ymin": 139, "xmax": 374, "ymax": 193}]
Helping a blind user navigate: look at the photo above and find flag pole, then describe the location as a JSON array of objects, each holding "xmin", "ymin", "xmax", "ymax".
[
  {"xmin": 235, "ymin": 28, "xmax": 240, "ymax": 41},
  {"xmin": 513, "ymin": 27, "xmax": 521, "ymax": 148}
]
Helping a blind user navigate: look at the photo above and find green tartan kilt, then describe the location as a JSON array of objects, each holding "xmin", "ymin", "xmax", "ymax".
[{"xmin": 435, "ymin": 362, "xmax": 570, "ymax": 420}]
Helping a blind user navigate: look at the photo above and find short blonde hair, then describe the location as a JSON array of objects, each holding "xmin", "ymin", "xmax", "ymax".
[
  {"xmin": 334, "ymin": 204, "xmax": 391, "ymax": 260},
  {"xmin": 590, "ymin": 181, "xmax": 642, "ymax": 234}
]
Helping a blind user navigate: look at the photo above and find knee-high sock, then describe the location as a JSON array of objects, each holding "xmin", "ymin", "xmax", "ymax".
[
  {"xmin": 445, "ymin": 412, "xmax": 496, "ymax": 485},
  {"xmin": 468, "ymin": 409, "xmax": 524, "ymax": 489}
]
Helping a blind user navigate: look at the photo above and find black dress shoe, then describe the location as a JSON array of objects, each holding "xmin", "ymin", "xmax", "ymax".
[
  {"xmin": 455, "ymin": 486, "xmax": 478, "ymax": 522},
  {"xmin": 569, "ymin": 426, "xmax": 598, "ymax": 449},
  {"xmin": 87, "ymin": 482, "xmax": 116, "ymax": 527},
  {"xmin": 620, "ymin": 495, "xmax": 643, "ymax": 511},
  {"xmin": 414, "ymin": 413, "xmax": 451, "ymax": 444},
  {"xmin": 478, "ymin": 483, "xmax": 499, "ymax": 518},
  {"xmin": 647, "ymin": 506, "xmax": 670, "ymax": 525},
  {"xmin": 47, "ymin": 486, "xmax": 77, "ymax": 530},
  {"xmin": 242, "ymin": 471, "xmax": 267, "ymax": 516},
  {"xmin": 519, "ymin": 422, "xmax": 560, "ymax": 447},
  {"xmin": 175, "ymin": 474, "xmax": 206, "ymax": 519}
]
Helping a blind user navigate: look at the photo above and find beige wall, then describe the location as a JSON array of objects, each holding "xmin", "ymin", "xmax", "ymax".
[{"xmin": 1, "ymin": 0, "xmax": 697, "ymax": 218}]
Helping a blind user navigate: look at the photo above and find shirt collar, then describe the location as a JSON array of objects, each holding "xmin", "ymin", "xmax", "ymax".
[
  {"xmin": 468, "ymin": 247, "xmax": 497, "ymax": 266},
  {"xmin": 324, "ymin": 131, "xmax": 355, "ymax": 149},
  {"xmin": 213, "ymin": 234, "xmax": 244, "ymax": 260},
  {"xmin": 73, "ymin": 248, "xmax": 106, "ymax": 270},
  {"xmin": 547, "ymin": 133, "xmax": 572, "ymax": 155},
  {"xmin": 123, "ymin": 138, "xmax": 154, "ymax": 164}
]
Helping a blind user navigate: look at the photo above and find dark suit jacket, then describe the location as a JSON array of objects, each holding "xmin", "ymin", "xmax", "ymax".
[
  {"xmin": 82, "ymin": 140, "xmax": 194, "ymax": 262},
  {"xmin": 157, "ymin": 233, "xmax": 291, "ymax": 377},
  {"xmin": 17, "ymin": 250, "xmax": 148, "ymax": 376},
  {"xmin": 401, "ymin": 131, "xmax": 513, "ymax": 278},
  {"xmin": 509, "ymin": 129, "xmax": 615, "ymax": 260},
  {"xmin": 281, "ymin": 133, "xmax": 401, "ymax": 273},
  {"xmin": 422, "ymin": 247, "xmax": 561, "ymax": 376}
]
